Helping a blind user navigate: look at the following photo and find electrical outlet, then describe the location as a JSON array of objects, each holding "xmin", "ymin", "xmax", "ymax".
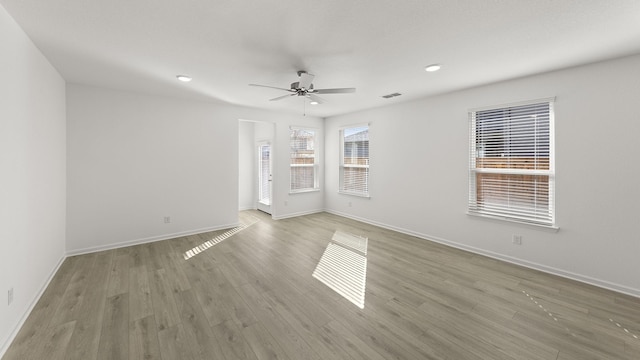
[
  {"xmin": 163, "ymin": 216, "xmax": 171, "ymax": 224},
  {"xmin": 8, "ymin": 288, "xmax": 13, "ymax": 306},
  {"xmin": 512, "ymin": 235, "xmax": 523, "ymax": 245}
]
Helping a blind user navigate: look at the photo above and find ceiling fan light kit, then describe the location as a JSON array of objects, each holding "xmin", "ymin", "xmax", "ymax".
[
  {"xmin": 250, "ymin": 71, "xmax": 355, "ymax": 106},
  {"xmin": 424, "ymin": 64, "xmax": 442, "ymax": 72}
]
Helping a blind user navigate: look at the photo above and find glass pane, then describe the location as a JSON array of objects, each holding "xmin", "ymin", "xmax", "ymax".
[
  {"xmin": 290, "ymin": 129, "xmax": 316, "ymax": 190},
  {"xmin": 290, "ymin": 129, "xmax": 315, "ymax": 165},
  {"xmin": 343, "ymin": 127, "xmax": 369, "ymax": 166},
  {"xmin": 475, "ymin": 103, "xmax": 550, "ymax": 171},
  {"xmin": 342, "ymin": 167, "xmax": 369, "ymax": 193},
  {"xmin": 259, "ymin": 145, "xmax": 270, "ymax": 204},
  {"xmin": 290, "ymin": 166, "xmax": 315, "ymax": 190},
  {"xmin": 476, "ymin": 173, "xmax": 549, "ymax": 213}
]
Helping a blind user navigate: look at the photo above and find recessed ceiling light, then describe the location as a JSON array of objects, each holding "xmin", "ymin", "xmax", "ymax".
[
  {"xmin": 424, "ymin": 64, "xmax": 442, "ymax": 72},
  {"xmin": 309, "ymin": 101, "xmax": 319, "ymax": 105},
  {"xmin": 176, "ymin": 75, "xmax": 192, "ymax": 82}
]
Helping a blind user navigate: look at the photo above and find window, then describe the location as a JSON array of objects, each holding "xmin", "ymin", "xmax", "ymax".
[
  {"xmin": 290, "ymin": 128, "xmax": 318, "ymax": 192},
  {"xmin": 469, "ymin": 99, "xmax": 555, "ymax": 227},
  {"xmin": 340, "ymin": 125, "xmax": 369, "ymax": 197}
]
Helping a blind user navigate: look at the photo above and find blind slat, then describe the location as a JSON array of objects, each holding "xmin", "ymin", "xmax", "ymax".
[
  {"xmin": 290, "ymin": 129, "xmax": 317, "ymax": 192},
  {"xmin": 341, "ymin": 126, "xmax": 369, "ymax": 196},
  {"xmin": 469, "ymin": 101, "xmax": 554, "ymax": 226}
]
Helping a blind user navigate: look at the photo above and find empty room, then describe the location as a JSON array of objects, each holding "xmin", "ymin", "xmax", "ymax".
[{"xmin": 2, "ymin": 0, "xmax": 640, "ymax": 359}]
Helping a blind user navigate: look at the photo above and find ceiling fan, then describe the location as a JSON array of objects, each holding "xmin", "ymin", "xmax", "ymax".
[{"xmin": 249, "ymin": 71, "xmax": 355, "ymax": 104}]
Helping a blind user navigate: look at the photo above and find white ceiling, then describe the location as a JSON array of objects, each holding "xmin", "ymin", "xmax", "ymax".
[{"xmin": 3, "ymin": 0, "xmax": 640, "ymax": 117}]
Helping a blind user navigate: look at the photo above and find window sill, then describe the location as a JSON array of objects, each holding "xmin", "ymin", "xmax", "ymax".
[
  {"xmin": 338, "ymin": 190, "xmax": 370, "ymax": 198},
  {"xmin": 289, "ymin": 188, "xmax": 320, "ymax": 195},
  {"xmin": 466, "ymin": 212, "xmax": 559, "ymax": 232}
]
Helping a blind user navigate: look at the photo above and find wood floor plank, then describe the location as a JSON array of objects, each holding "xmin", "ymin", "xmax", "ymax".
[
  {"xmin": 129, "ymin": 265, "xmax": 153, "ymax": 321},
  {"xmin": 129, "ymin": 315, "xmax": 161, "ymax": 360},
  {"xmin": 63, "ymin": 250, "xmax": 114, "ymax": 360},
  {"xmin": 174, "ymin": 289, "xmax": 227, "ymax": 360},
  {"xmin": 157, "ymin": 324, "xmax": 194, "ymax": 360},
  {"xmin": 235, "ymin": 283, "xmax": 323, "ymax": 360},
  {"xmin": 229, "ymin": 239, "xmax": 334, "ymax": 327},
  {"xmin": 242, "ymin": 322, "xmax": 291, "ymax": 360},
  {"xmin": 144, "ymin": 242, "xmax": 166, "ymax": 271},
  {"xmin": 49, "ymin": 253, "xmax": 98, "ymax": 326},
  {"xmin": 34, "ymin": 321, "xmax": 76, "ymax": 360},
  {"xmin": 180, "ymin": 260, "xmax": 232, "ymax": 328},
  {"xmin": 4, "ymin": 210, "xmax": 640, "ymax": 360},
  {"xmin": 148, "ymin": 269, "xmax": 181, "ymax": 332},
  {"xmin": 319, "ymin": 319, "xmax": 386, "ymax": 360},
  {"xmin": 212, "ymin": 319, "xmax": 259, "ymax": 360},
  {"xmin": 217, "ymin": 280, "xmax": 259, "ymax": 329},
  {"xmin": 97, "ymin": 294, "xmax": 129, "ymax": 360},
  {"xmin": 260, "ymin": 290, "xmax": 349, "ymax": 359},
  {"xmin": 157, "ymin": 239, "xmax": 192, "ymax": 293},
  {"xmin": 2, "ymin": 257, "xmax": 80, "ymax": 359},
  {"xmin": 107, "ymin": 253, "xmax": 130, "ymax": 297}
]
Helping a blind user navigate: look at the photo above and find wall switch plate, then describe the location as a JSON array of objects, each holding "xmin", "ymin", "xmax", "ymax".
[
  {"xmin": 163, "ymin": 216, "xmax": 171, "ymax": 224},
  {"xmin": 512, "ymin": 235, "xmax": 523, "ymax": 245},
  {"xmin": 8, "ymin": 288, "xmax": 13, "ymax": 306}
]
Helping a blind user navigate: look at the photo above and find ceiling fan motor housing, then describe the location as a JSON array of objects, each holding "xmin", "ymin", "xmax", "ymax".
[
  {"xmin": 291, "ymin": 82, "xmax": 314, "ymax": 91},
  {"xmin": 249, "ymin": 70, "xmax": 354, "ymax": 103}
]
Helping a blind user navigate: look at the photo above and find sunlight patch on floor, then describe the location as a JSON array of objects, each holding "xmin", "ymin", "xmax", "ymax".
[
  {"xmin": 313, "ymin": 231, "xmax": 368, "ymax": 309},
  {"xmin": 522, "ymin": 289, "xmax": 640, "ymax": 344},
  {"xmin": 183, "ymin": 216, "xmax": 259, "ymax": 260},
  {"xmin": 331, "ymin": 230, "xmax": 368, "ymax": 255}
]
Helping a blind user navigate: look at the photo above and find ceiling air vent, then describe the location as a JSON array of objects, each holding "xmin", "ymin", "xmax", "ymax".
[{"xmin": 382, "ymin": 92, "xmax": 402, "ymax": 99}]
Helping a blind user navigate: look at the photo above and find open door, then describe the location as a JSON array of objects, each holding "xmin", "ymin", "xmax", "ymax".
[{"xmin": 257, "ymin": 142, "xmax": 272, "ymax": 214}]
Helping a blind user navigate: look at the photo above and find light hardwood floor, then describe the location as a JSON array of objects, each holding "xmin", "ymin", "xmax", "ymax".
[{"xmin": 4, "ymin": 210, "xmax": 640, "ymax": 359}]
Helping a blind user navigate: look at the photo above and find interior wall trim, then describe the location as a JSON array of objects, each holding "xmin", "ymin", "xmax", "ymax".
[
  {"xmin": 272, "ymin": 208, "xmax": 324, "ymax": 221},
  {"xmin": 66, "ymin": 222, "xmax": 241, "ymax": 257},
  {"xmin": 324, "ymin": 209, "xmax": 640, "ymax": 299},
  {"xmin": 0, "ymin": 255, "xmax": 66, "ymax": 359}
]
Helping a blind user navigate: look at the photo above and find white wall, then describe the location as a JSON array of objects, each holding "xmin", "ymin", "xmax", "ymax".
[
  {"xmin": 67, "ymin": 84, "xmax": 324, "ymax": 253},
  {"xmin": 254, "ymin": 121, "xmax": 275, "ymax": 142},
  {"xmin": 0, "ymin": 4, "xmax": 67, "ymax": 355},
  {"xmin": 325, "ymin": 54, "xmax": 640, "ymax": 296},
  {"xmin": 238, "ymin": 121, "xmax": 255, "ymax": 210}
]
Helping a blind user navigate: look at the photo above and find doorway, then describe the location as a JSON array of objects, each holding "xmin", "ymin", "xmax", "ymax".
[{"xmin": 256, "ymin": 142, "xmax": 272, "ymax": 214}]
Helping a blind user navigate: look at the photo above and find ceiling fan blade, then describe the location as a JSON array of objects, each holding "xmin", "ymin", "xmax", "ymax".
[
  {"xmin": 307, "ymin": 93, "xmax": 325, "ymax": 104},
  {"xmin": 298, "ymin": 72, "xmax": 315, "ymax": 90},
  {"xmin": 313, "ymin": 88, "xmax": 356, "ymax": 94},
  {"xmin": 249, "ymin": 84, "xmax": 293, "ymax": 92},
  {"xmin": 269, "ymin": 94, "xmax": 296, "ymax": 101}
]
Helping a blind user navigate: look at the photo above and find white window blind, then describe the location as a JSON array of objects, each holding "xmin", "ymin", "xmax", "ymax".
[
  {"xmin": 469, "ymin": 99, "xmax": 555, "ymax": 226},
  {"xmin": 290, "ymin": 128, "xmax": 318, "ymax": 192},
  {"xmin": 340, "ymin": 125, "xmax": 369, "ymax": 197}
]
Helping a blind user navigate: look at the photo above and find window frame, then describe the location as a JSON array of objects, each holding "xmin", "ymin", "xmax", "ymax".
[
  {"xmin": 289, "ymin": 127, "xmax": 320, "ymax": 194},
  {"xmin": 468, "ymin": 98, "xmax": 556, "ymax": 229},
  {"xmin": 339, "ymin": 124, "xmax": 370, "ymax": 198}
]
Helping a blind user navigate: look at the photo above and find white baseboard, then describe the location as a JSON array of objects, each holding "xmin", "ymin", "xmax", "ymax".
[
  {"xmin": 0, "ymin": 254, "xmax": 66, "ymax": 359},
  {"xmin": 66, "ymin": 222, "xmax": 241, "ymax": 256},
  {"xmin": 325, "ymin": 209, "xmax": 640, "ymax": 298},
  {"xmin": 272, "ymin": 208, "xmax": 324, "ymax": 220}
]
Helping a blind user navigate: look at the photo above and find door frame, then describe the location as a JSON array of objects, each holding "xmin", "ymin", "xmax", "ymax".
[{"xmin": 256, "ymin": 141, "xmax": 273, "ymax": 214}]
